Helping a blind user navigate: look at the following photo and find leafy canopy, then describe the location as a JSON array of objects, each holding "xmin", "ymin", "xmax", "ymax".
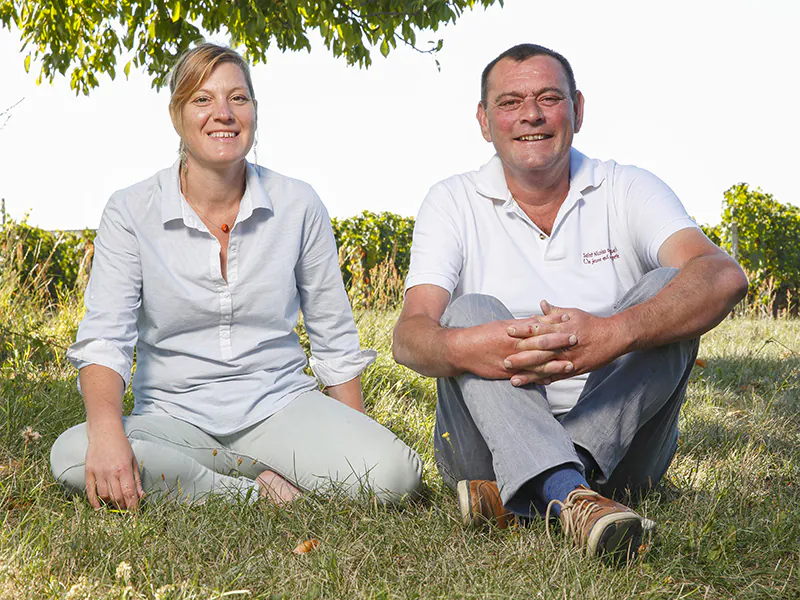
[{"xmin": 1, "ymin": 0, "xmax": 501, "ymax": 95}]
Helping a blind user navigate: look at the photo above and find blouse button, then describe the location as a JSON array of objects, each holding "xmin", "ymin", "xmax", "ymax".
[{"xmin": 539, "ymin": 233, "xmax": 546, "ymax": 240}]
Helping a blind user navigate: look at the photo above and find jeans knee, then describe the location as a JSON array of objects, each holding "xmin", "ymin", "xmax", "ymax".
[
  {"xmin": 615, "ymin": 268, "xmax": 679, "ymax": 311},
  {"xmin": 643, "ymin": 267, "xmax": 679, "ymax": 288},
  {"xmin": 368, "ymin": 449, "xmax": 423, "ymax": 505},
  {"xmin": 50, "ymin": 424, "xmax": 88, "ymax": 494},
  {"xmin": 441, "ymin": 294, "xmax": 512, "ymax": 328}
]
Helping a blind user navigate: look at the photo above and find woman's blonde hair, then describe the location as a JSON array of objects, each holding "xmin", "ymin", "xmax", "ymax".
[{"xmin": 168, "ymin": 42, "xmax": 257, "ymax": 138}]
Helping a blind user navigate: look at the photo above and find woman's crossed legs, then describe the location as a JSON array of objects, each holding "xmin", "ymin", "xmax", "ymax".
[{"xmin": 51, "ymin": 390, "xmax": 422, "ymax": 506}]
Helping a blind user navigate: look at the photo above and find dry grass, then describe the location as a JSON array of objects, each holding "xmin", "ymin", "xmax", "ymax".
[{"xmin": 1, "ymin": 254, "xmax": 799, "ymax": 597}]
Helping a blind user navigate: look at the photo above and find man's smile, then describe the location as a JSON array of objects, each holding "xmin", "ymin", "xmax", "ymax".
[{"xmin": 515, "ymin": 134, "xmax": 553, "ymax": 141}]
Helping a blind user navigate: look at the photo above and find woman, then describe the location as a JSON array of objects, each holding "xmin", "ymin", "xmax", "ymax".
[{"xmin": 50, "ymin": 43, "xmax": 421, "ymax": 510}]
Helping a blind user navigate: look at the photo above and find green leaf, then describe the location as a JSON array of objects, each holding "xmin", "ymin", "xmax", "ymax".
[
  {"xmin": 124, "ymin": 61, "xmax": 131, "ymax": 78},
  {"xmin": 12, "ymin": 0, "xmax": 504, "ymax": 93}
]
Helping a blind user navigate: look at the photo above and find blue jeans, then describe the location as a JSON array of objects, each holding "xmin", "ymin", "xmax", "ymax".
[{"xmin": 433, "ymin": 268, "xmax": 699, "ymax": 514}]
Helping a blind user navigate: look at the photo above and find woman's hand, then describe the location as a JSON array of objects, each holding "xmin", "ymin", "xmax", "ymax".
[
  {"xmin": 84, "ymin": 424, "xmax": 145, "ymax": 511},
  {"xmin": 80, "ymin": 364, "xmax": 144, "ymax": 511}
]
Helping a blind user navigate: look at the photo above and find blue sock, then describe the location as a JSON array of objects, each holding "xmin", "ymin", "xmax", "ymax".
[{"xmin": 532, "ymin": 464, "xmax": 589, "ymax": 516}]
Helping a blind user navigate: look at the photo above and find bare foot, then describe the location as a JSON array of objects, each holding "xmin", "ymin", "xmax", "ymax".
[{"xmin": 256, "ymin": 470, "xmax": 302, "ymax": 504}]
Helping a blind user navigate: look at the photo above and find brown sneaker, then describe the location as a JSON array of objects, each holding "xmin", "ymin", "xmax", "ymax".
[
  {"xmin": 457, "ymin": 480, "xmax": 515, "ymax": 529},
  {"xmin": 546, "ymin": 485, "xmax": 646, "ymax": 560}
]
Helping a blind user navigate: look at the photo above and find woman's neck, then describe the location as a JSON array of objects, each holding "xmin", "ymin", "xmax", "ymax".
[{"xmin": 181, "ymin": 158, "xmax": 247, "ymax": 211}]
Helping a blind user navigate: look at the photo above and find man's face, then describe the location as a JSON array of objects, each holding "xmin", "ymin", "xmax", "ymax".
[{"xmin": 477, "ymin": 55, "xmax": 584, "ymax": 182}]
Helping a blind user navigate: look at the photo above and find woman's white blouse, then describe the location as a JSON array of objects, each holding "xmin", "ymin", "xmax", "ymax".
[{"xmin": 67, "ymin": 161, "xmax": 375, "ymax": 435}]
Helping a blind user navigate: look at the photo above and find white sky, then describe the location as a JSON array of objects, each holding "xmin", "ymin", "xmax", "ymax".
[{"xmin": 1, "ymin": 0, "xmax": 798, "ymax": 230}]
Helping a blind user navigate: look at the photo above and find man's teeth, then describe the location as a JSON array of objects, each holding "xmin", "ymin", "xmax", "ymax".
[
  {"xmin": 518, "ymin": 134, "xmax": 550, "ymax": 141},
  {"xmin": 209, "ymin": 132, "xmax": 237, "ymax": 138}
]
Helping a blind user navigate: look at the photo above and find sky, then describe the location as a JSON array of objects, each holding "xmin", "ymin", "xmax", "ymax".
[{"xmin": 1, "ymin": 0, "xmax": 798, "ymax": 231}]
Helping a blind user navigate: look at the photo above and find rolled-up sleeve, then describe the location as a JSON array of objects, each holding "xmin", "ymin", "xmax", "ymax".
[
  {"xmin": 295, "ymin": 193, "xmax": 375, "ymax": 387},
  {"xmin": 66, "ymin": 194, "xmax": 142, "ymax": 387}
]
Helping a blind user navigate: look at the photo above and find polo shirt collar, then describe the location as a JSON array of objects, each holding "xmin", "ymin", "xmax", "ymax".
[
  {"xmin": 568, "ymin": 148, "xmax": 606, "ymax": 195},
  {"xmin": 474, "ymin": 148, "xmax": 607, "ymax": 206},
  {"xmin": 161, "ymin": 160, "xmax": 273, "ymax": 227}
]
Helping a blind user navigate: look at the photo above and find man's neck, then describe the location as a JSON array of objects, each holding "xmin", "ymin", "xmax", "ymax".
[
  {"xmin": 504, "ymin": 156, "xmax": 571, "ymax": 208},
  {"xmin": 503, "ymin": 157, "xmax": 571, "ymax": 235}
]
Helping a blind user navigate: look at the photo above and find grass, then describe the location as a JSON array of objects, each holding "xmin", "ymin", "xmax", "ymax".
[{"xmin": 1, "ymin": 270, "xmax": 800, "ymax": 598}]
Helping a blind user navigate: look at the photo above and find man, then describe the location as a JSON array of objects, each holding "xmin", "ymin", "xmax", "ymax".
[{"xmin": 392, "ymin": 44, "xmax": 747, "ymax": 560}]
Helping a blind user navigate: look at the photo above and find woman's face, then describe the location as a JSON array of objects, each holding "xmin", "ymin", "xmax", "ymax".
[{"xmin": 177, "ymin": 62, "xmax": 256, "ymax": 171}]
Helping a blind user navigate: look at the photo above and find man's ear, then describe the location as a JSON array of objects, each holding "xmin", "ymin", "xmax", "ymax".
[
  {"xmin": 573, "ymin": 90, "xmax": 585, "ymax": 134},
  {"xmin": 476, "ymin": 101, "xmax": 492, "ymax": 143}
]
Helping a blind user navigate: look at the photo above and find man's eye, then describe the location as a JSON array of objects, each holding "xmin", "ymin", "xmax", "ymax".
[
  {"xmin": 539, "ymin": 96, "xmax": 563, "ymax": 106},
  {"xmin": 498, "ymin": 99, "xmax": 521, "ymax": 109}
]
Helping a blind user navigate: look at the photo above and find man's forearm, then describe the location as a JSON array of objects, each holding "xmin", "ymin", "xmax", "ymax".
[
  {"xmin": 392, "ymin": 314, "xmax": 462, "ymax": 378},
  {"xmin": 611, "ymin": 254, "xmax": 748, "ymax": 353}
]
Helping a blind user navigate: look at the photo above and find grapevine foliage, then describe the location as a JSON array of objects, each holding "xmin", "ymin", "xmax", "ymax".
[
  {"xmin": 1, "ymin": 217, "xmax": 95, "ymax": 302},
  {"xmin": 331, "ymin": 210, "xmax": 414, "ymax": 308},
  {"xmin": 5, "ymin": 188, "xmax": 800, "ymax": 314},
  {"xmin": 713, "ymin": 183, "xmax": 800, "ymax": 313},
  {"xmin": 331, "ymin": 210, "xmax": 413, "ymax": 284}
]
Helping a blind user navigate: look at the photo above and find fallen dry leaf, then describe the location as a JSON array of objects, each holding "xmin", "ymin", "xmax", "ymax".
[
  {"xmin": 292, "ymin": 539, "xmax": 320, "ymax": 555},
  {"xmin": 694, "ymin": 359, "xmax": 707, "ymax": 368}
]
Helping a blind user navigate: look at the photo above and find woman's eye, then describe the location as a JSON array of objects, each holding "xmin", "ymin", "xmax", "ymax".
[
  {"xmin": 231, "ymin": 95, "xmax": 250, "ymax": 104},
  {"xmin": 193, "ymin": 96, "xmax": 211, "ymax": 104}
]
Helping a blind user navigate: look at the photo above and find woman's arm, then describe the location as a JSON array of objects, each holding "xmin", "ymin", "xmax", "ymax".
[
  {"xmin": 80, "ymin": 364, "xmax": 144, "ymax": 510},
  {"xmin": 325, "ymin": 377, "xmax": 365, "ymax": 413},
  {"xmin": 295, "ymin": 192, "xmax": 375, "ymax": 397},
  {"xmin": 66, "ymin": 194, "xmax": 144, "ymax": 509}
]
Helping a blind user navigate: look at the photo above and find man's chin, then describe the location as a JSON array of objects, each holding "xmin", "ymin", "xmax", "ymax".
[{"xmin": 508, "ymin": 156, "xmax": 559, "ymax": 173}]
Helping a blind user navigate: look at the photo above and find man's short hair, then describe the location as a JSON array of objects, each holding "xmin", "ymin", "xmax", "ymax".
[{"xmin": 481, "ymin": 44, "xmax": 577, "ymax": 106}]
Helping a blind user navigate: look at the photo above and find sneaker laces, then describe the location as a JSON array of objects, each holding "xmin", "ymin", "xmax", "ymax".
[{"xmin": 545, "ymin": 487, "xmax": 601, "ymax": 548}]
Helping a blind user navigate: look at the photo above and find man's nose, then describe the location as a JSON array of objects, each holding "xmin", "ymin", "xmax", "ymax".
[{"xmin": 519, "ymin": 97, "xmax": 544, "ymax": 123}]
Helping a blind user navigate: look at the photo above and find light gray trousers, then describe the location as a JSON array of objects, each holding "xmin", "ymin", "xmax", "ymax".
[
  {"xmin": 51, "ymin": 390, "xmax": 422, "ymax": 505},
  {"xmin": 433, "ymin": 268, "xmax": 699, "ymax": 512}
]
